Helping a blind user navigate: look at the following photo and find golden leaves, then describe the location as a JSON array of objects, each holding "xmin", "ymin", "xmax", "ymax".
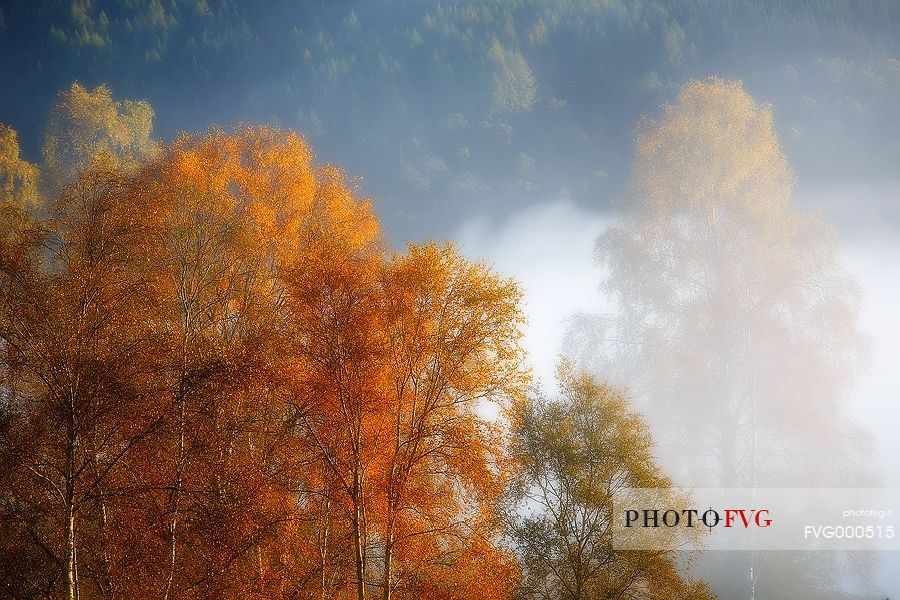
[
  {"xmin": 42, "ymin": 82, "xmax": 158, "ymax": 192},
  {"xmin": 634, "ymin": 77, "xmax": 794, "ymax": 227},
  {"xmin": 0, "ymin": 125, "xmax": 38, "ymax": 210},
  {"xmin": 0, "ymin": 120, "xmax": 528, "ymax": 600}
]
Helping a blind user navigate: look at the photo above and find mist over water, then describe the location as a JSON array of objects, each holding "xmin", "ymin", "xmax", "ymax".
[
  {"xmin": 456, "ymin": 201, "xmax": 610, "ymax": 389},
  {"xmin": 457, "ymin": 190, "xmax": 900, "ymax": 596}
]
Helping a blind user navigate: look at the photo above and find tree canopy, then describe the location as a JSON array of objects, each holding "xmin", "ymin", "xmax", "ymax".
[
  {"xmin": 0, "ymin": 103, "xmax": 530, "ymax": 600},
  {"xmin": 505, "ymin": 362, "xmax": 712, "ymax": 600},
  {"xmin": 565, "ymin": 76, "xmax": 873, "ymax": 598}
]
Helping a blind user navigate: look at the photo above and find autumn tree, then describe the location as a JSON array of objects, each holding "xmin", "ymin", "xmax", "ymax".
[
  {"xmin": 285, "ymin": 240, "xmax": 528, "ymax": 600},
  {"xmin": 0, "ymin": 125, "xmax": 39, "ymax": 212},
  {"xmin": 376, "ymin": 243, "xmax": 526, "ymax": 600},
  {"xmin": 0, "ymin": 117, "xmax": 385, "ymax": 599},
  {"xmin": 42, "ymin": 83, "xmax": 158, "ymax": 193},
  {"xmin": 489, "ymin": 39, "xmax": 538, "ymax": 114},
  {"xmin": 129, "ymin": 126, "xmax": 379, "ymax": 600},
  {"xmin": 284, "ymin": 195, "xmax": 386, "ymax": 600},
  {"xmin": 504, "ymin": 362, "xmax": 712, "ymax": 600},
  {"xmin": 0, "ymin": 163, "xmax": 167, "ymax": 600},
  {"xmin": 2, "ymin": 81, "xmax": 531, "ymax": 600},
  {"xmin": 564, "ymin": 78, "xmax": 872, "ymax": 597}
]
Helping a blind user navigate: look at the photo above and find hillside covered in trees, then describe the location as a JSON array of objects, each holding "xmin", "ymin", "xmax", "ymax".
[{"xmin": 1, "ymin": 1, "xmax": 899, "ymax": 238}]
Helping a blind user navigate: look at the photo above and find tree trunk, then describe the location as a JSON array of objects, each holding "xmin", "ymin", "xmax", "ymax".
[
  {"xmin": 163, "ymin": 377, "xmax": 187, "ymax": 600},
  {"xmin": 64, "ymin": 416, "xmax": 78, "ymax": 600},
  {"xmin": 64, "ymin": 493, "xmax": 77, "ymax": 600},
  {"xmin": 352, "ymin": 468, "xmax": 367, "ymax": 600},
  {"xmin": 318, "ymin": 485, "xmax": 331, "ymax": 600},
  {"xmin": 352, "ymin": 505, "xmax": 366, "ymax": 600},
  {"xmin": 382, "ymin": 523, "xmax": 392, "ymax": 600}
]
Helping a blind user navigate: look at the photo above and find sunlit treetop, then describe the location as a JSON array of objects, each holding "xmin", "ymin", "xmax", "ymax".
[
  {"xmin": 42, "ymin": 82, "xmax": 158, "ymax": 192},
  {"xmin": 143, "ymin": 124, "xmax": 381, "ymax": 260},
  {"xmin": 0, "ymin": 124, "xmax": 38, "ymax": 210},
  {"xmin": 634, "ymin": 77, "xmax": 793, "ymax": 224}
]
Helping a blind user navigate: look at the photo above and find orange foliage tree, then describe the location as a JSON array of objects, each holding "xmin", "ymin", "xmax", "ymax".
[
  {"xmin": 0, "ymin": 120, "xmax": 528, "ymax": 600},
  {"xmin": 0, "ymin": 164, "xmax": 168, "ymax": 600},
  {"xmin": 375, "ymin": 243, "xmax": 525, "ymax": 600}
]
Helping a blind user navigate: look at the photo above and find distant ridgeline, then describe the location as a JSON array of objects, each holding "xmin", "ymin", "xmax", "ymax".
[{"xmin": 1, "ymin": 0, "xmax": 899, "ymax": 237}]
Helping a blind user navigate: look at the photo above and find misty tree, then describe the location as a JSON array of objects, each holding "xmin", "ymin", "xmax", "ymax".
[
  {"xmin": 488, "ymin": 39, "xmax": 537, "ymax": 114},
  {"xmin": 564, "ymin": 78, "xmax": 874, "ymax": 597},
  {"xmin": 42, "ymin": 83, "xmax": 158, "ymax": 193},
  {"xmin": 0, "ymin": 125, "xmax": 38, "ymax": 211},
  {"xmin": 504, "ymin": 362, "xmax": 712, "ymax": 600}
]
